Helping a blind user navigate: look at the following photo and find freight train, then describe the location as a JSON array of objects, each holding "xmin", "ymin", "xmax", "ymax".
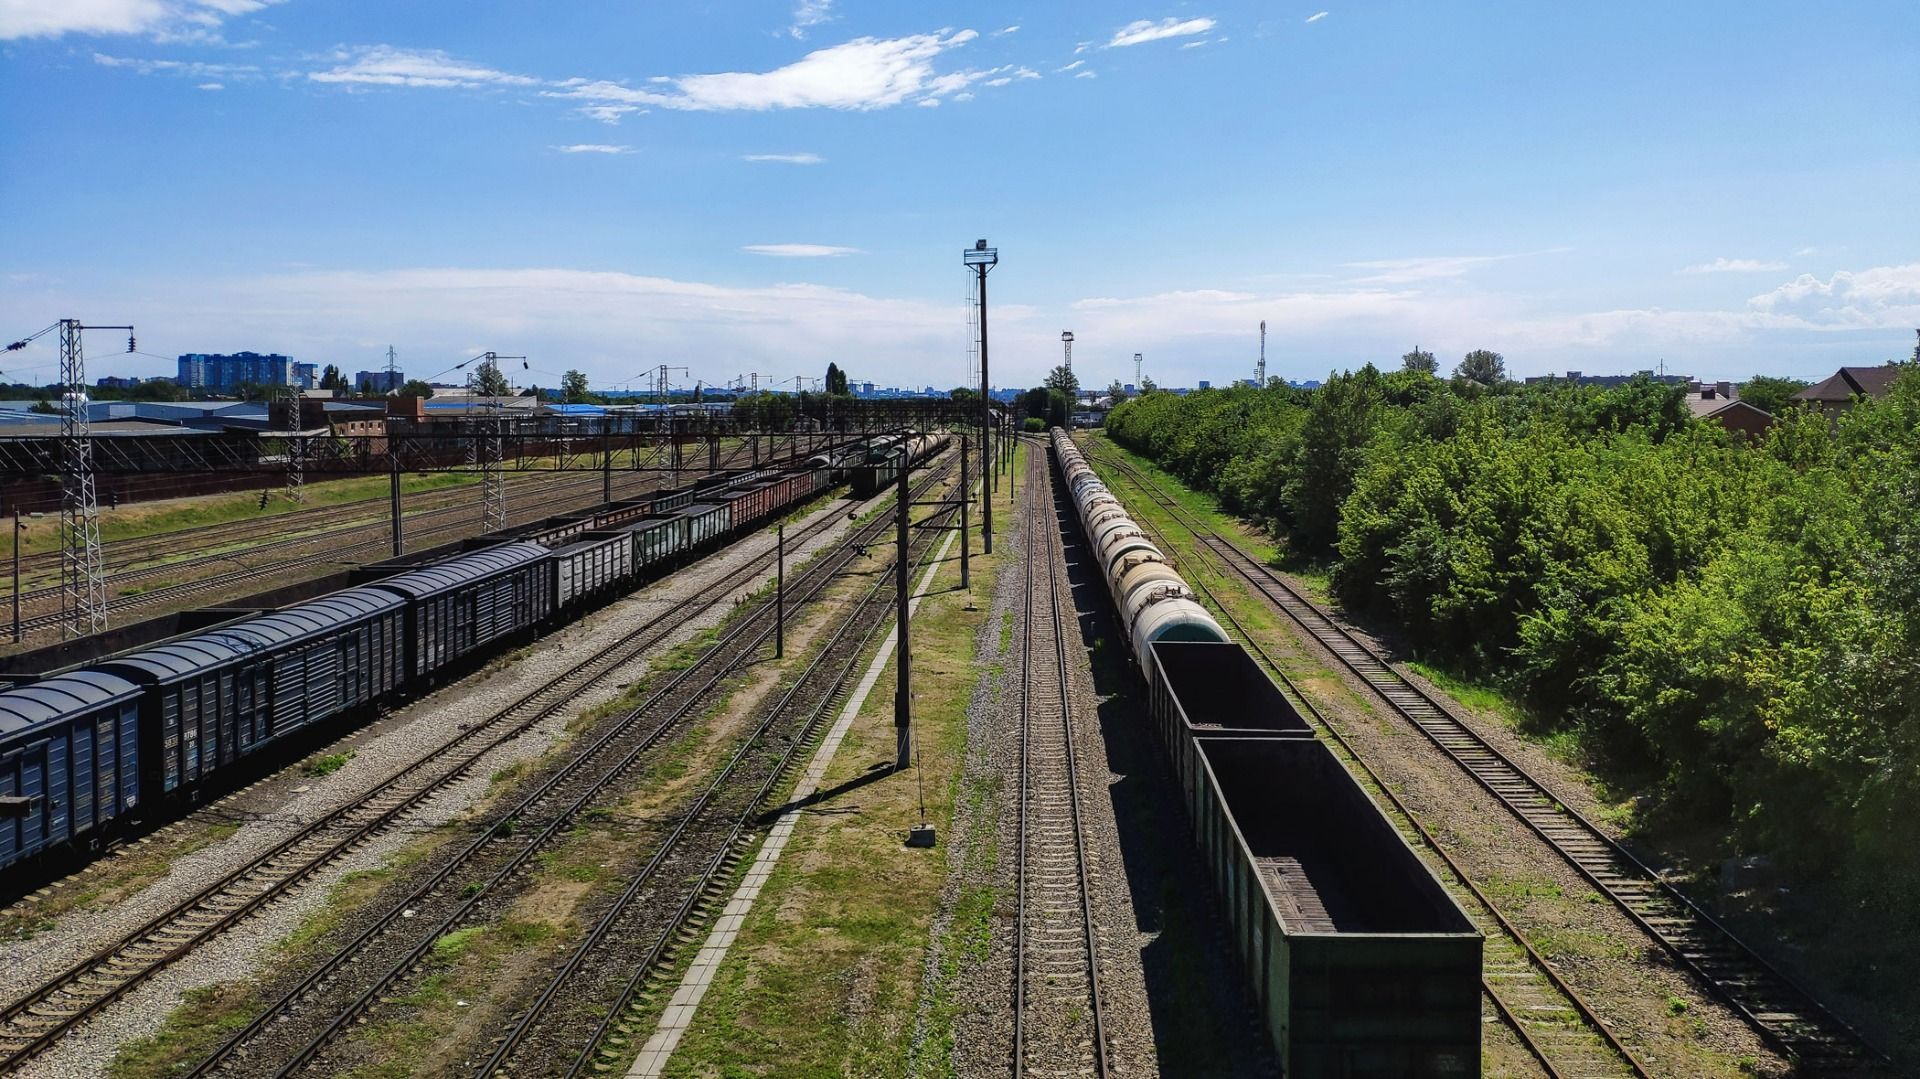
[
  {"xmin": 1049, "ymin": 429, "xmax": 1483, "ymax": 1078},
  {"xmin": 0, "ymin": 435, "xmax": 948, "ymax": 875}
]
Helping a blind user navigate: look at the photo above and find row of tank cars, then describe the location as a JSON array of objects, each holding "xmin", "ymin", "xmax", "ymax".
[
  {"xmin": 1049, "ymin": 429, "xmax": 1483, "ymax": 1079},
  {"xmin": 0, "ymin": 433, "xmax": 949, "ymax": 876}
]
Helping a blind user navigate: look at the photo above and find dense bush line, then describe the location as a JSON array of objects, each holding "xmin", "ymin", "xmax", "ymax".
[{"xmin": 1105, "ymin": 369, "xmax": 1920, "ymax": 906}]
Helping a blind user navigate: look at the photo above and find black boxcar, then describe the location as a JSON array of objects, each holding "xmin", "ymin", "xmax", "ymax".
[
  {"xmin": 1190, "ymin": 736, "xmax": 1481, "ymax": 1078},
  {"xmin": 99, "ymin": 588, "xmax": 405, "ymax": 796},
  {"xmin": 1148, "ymin": 640, "xmax": 1313, "ymax": 796},
  {"xmin": 225, "ymin": 589, "xmax": 404, "ymax": 734},
  {"xmin": 371, "ymin": 542, "xmax": 553, "ymax": 681},
  {"xmin": 0, "ymin": 672, "xmax": 143, "ymax": 866}
]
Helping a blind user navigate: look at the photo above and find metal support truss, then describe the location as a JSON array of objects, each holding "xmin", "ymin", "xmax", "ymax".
[
  {"xmin": 58, "ymin": 320, "xmax": 108, "ymax": 637},
  {"xmin": 480, "ymin": 405, "xmax": 507, "ymax": 533},
  {"xmin": 281, "ymin": 383, "xmax": 304, "ymax": 503}
]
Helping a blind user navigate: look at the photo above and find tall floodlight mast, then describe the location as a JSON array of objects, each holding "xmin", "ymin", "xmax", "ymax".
[
  {"xmin": 964, "ymin": 240, "xmax": 998, "ymax": 554},
  {"xmin": 1257, "ymin": 320, "xmax": 1267, "ymax": 387},
  {"xmin": 1134, "ymin": 352, "xmax": 1143, "ymax": 389}
]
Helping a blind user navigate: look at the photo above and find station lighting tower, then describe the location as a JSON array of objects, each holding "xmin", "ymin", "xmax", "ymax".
[
  {"xmin": 1061, "ymin": 330, "xmax": 1074, "ymax": 379},
  {"xmin": 964, "ymin": 239, "xmax": 997, "ymax": 554},
  {"xmin": 5, "ymin": 319, "xmax": 134, "ymax": 636},
  {"xmin": 1257, "ymin": 321, "xmax": 1267, "ymax": 387},
  {"xmin": 1134, "ymin": 352, "xmax": 1143, "ymax": 390}
]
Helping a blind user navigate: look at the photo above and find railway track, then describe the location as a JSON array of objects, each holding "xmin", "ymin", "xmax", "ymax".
[
  {"xmin": 5, "ymin": 458, "xmax": 738, "ymax": 639},
  {"xmin": 1084, "ymin": 438, "xmax": 1889, "ymax": 1078},
  {"xmin": 0, "ymin": 459, "xmax": 901, "ymax": 1072},
  {"xmin": 477, "ymin": 491, "xmax": 962, "ymax": 1078},
  {"xmin": 178, "ymin": 454, "xmax": 960, "ymax": 1077},
  {"xmin": 1014, "ymin": 443, "xmax": 1109, "ymax": 1079}
]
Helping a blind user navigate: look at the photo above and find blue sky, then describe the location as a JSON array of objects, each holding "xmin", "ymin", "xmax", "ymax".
[{"xmin": 2, "ymin": 1, "xmax": 1916, "ymax": 393}]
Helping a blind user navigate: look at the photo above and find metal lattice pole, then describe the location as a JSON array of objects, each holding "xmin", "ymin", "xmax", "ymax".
[
  {"xmin": 481, "ymin": 403, "xmax": 507, "ymax": 533},
  {"xmin": 58, "ymin": 320, "xmax": 107, "ymax": 636},
  {"xmin": 282, "ymin": 383, "xmax": 304, "ymax": 503}
]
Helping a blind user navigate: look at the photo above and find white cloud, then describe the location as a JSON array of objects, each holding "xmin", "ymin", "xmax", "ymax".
[
  {"xmin": 1180, "ymin": 39, "xmax": 1210, "ymax": 49},
  {"xmin": 985, "ymin": 76, "xmax": 1012, "ymax": 87},
  {"xmin": 788, "ymin": 0, "xmax": 831, "ymax": 39},
  {"xmin": 1108, "ymin": 16, "xmax": 1217, "ymax": 48},
  {"xmin": 1747, "ymin": 263, "xmax": 1920, "ymax": 328},
  {"xmin": 1075, "ymin": 70, "xmax": 1097, "ymax": 79},
  {"xmin": 1015, "ymin": 66, "xmax": 1040, "ymax": 79},
  {"xmin": 579, "ymin": 104, "xmax": 640, "ymax": 123},
  {"xmin": 309, "ymin": 45, "xmax": 540, "ymax": 89},
  {"xmin": 553, "ymin": 144, "xmax": 632, "ymax": 154},
  {"xmin": 0, "ymin": 266, "xmax": 1000, "ymax": 388},
  {"xmin": 743, "ymin": 152, "xmax": 824, "ymax": 164},
  {"xmin": 1681, "ymin": 257, "xmax": 1790, "ymax": 274},
  {"xmin": 1305, "ymin": 11, "xmax": 1328, "ymax": 23},
  {"xmin": 1056, "ymin": 59, "xmax": 1084, "ymax": 72},
  {"xmin": 742, "ymin": 244, "xmax": 862, "ymax": 257},
  {"xmin": 1, "ymin": 0, "xmax": 277, "ymax": 41},
  {"xmin": 544, "ymin": 29, "xmax": 983, "ymax": 115},
  {"xmin": 92, "ymin": 51, "xmax": 259, "ymax": 79},
  {"xmin": 1343, "ymin": 252, "xmax": 1541, "ymax": 285},
  {"xmin": 993, "ymin": 25, "xmax": 1020, "ymax": 36},
  {"xmin": 196, "ymin": 81, "xmax": 222, "ymax": 89}
]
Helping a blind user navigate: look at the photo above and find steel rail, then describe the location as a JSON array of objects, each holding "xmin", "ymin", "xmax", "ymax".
[
  {"xmin": 490, "ymin": 480, "xmax": 962, "ymax": 1078},
  {"xmin": 0, "ymin": 463, "xmax": 867, "ymax": 1070},
  {"xmin": 1087, "ymin": 438, "xmax": 1888, "ymax": 1078},
  {"xmin": 188, "ymin": 454, "xmax": 958, "ymax": 1077},
  {"xmin": 5, "ymin": 450, "xmax": 763, "ymax": 639},
  {"xmin": 1013, "ymin": 442, "xmax": 1110, "ymax": 1078}
]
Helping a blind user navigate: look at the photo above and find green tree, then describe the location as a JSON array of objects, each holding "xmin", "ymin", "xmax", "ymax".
[
  {"xmin": 1021, "ymin": 386, "xmax": 1050, "ymax": 421},
  {"xmin": 319, "ymin": 364, "xmax": 345, "ymax": 392},
  {"xmin": 825, "ymin": 362, "xmax": 849, "ymax": 396},
  {"xmin": 471, "ymin": 356, "xmax": 512, "ymax": 397},
  {"xmin": 1453, "ymin": 349, "xmax": 1506, "ymax": 386},
  {"xmin": 1044, "ymin": 364, "xmax": 1079, "ymax": 400},
  {"xmin": 130, "ymin": 378, "xmax": 186, "ymax": 402},
  {"xmin": 1139, "ymin": 375, "xmax": 1158, "ymax": 394},
  {"xmin": 1284, "ymin": 365, "xmax": 1386, "ymax": 555},
  {"xmin": 1739, "ymin": 374, "xmax": 1809, "ymax": 416},
  {"xmin": 399, "ymin": 379, "xmax": 434, "ymax": 399},
  {"xmin": 561, "ymin": 369, "xmax": 590, "ymax": 401},
  {"xmin": 1106, "ymin": 379, "xmax": 1129, "ymax": 405},
  {"xmin": 1401, "ymin": 346, "xmax": 1438, "ymax": 375}
]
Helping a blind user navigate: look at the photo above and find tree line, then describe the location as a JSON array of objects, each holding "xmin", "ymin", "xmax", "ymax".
[{"xmin": 1105, "ymin": 363, "xmax": 1920, "ymax": 910}]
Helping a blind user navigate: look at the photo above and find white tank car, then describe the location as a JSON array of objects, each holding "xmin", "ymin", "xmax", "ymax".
[{"xmin": 1050, "ymin": 428, "xmax": 1225, "ymax": 681}]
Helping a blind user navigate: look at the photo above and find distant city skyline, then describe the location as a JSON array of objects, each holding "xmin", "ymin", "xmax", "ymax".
[{"xmin": 2, "ymin": 2, "xmax": 1915, "ymax": 391}]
